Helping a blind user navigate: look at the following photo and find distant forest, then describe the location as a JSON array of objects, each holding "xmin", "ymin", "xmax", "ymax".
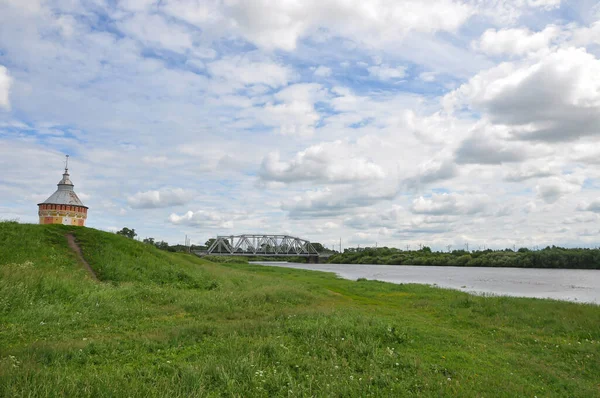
[{"xmin": 327, "ymin": 246, "xmax": 600, "ymax": 269}]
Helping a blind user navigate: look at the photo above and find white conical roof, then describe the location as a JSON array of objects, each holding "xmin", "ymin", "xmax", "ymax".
[{"xmin": 39, "ymin": 167, "xmax": 87, "ymax": 208}]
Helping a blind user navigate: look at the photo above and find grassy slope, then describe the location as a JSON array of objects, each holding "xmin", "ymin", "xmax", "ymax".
[{"xmin": 1, "ymin": 223, "xmax": 599, "ymax": 397}]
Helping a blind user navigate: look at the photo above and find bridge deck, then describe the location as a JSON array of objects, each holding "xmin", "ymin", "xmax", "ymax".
[{"xmin": 193, "ymin": 251, "xmax": 331, "ymax": 258}]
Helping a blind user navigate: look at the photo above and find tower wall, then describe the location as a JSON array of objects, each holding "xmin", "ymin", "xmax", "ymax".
[{"xmin": 38, "ymin": 203, "xmax": 87, "ymax": 226}]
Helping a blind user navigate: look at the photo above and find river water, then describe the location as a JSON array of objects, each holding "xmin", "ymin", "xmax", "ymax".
[{"xmin": 251, "ymin": 262, "xmax": 600, "ymax": 304}]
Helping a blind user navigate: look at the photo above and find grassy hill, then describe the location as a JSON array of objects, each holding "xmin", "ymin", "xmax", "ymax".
[{"xmin": 1, "ymin": 222, "xmax": 599, "ymax": 397}]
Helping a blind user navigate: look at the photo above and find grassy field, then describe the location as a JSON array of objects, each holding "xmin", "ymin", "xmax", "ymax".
[{"xmin": 1, "ymin": 222, "xmax": 599, "ymax": 397}]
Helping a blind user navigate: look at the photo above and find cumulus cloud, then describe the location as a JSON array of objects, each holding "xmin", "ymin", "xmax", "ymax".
[
  {"xmin": 258, "ymin": 83, "xmax": 326, "ymax": 136},
  {"xmin": 168, "ymin": 210, "xmax": 235, "ymax": 228},
  {"xmin": 128, "ymin": 188, "xmax": 192, "ymax": 209},
  {"xmin": 535, "ymin": 176, "xmax": 582, "ymax": 203},
  {"xmin": 344, "ymin": 206, "xmax": 404, "ymax": 229},
  {"xmin": 260, "ymin": 140, "xmax": 386, "ymax": 184},
  {"xmin": 578, "ymin": 199, "xmax": 600, "ymax": 213},
  {"xmin": 455, "ymin": 131, "xmax": 527, "ymax": 165},
  {"xmin": 410, "ymin": 192, "xmax": 489, "ymax": 215},
  {"xmin": 504, "ymin": 164, "xmax": 555, "ymax": 182},
  {"xmin": 0, "ymin": 65, "xmax": 12, "ymax": 110},
  {"xmin": 476, "ymin": 26, "xmax": 559, "ymax": 56},
  {"xmin": 403, "ymin": 157, "xmax": 458, "ymax": 189},
  {"xmin": 445, "ymin": 47, "xmax": 600, "ymax": 142},
  {"xmin": 211, "ymin": 0, "xmax": 473, "ymax": 51},
  {"xmin": 282, "ymin": 184, "xmax": 398, "ymax": 218},
  {"xmin": 473, "ymin": 0, "xmax": 561, "ymax": 24}
]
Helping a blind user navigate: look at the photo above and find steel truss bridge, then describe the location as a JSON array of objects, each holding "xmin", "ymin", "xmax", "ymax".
[{"xmin": 196, "ymin": 234, "xmax": 321, "ymax": 257}]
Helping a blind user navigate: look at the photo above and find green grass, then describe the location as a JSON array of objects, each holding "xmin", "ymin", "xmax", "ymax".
[{"xmin": 1, "ymin": 222, "xmax": 599, "ymax": 397}]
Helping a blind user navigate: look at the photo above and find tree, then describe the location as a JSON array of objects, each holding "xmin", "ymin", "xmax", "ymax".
[
  {"xmin": 311, "ymin": 242, "xmax": 325, "ymax": 252},
  {"xmin": 143, "ymin": 237, "xmax": 155, "ymax": 245},
  {"xmin": 205, "ymin": 239, "xmax": 216, "ymax": 249},
  {"xmin": 116, "ymin": 227, "xmax": 137, "ymax": 239}
]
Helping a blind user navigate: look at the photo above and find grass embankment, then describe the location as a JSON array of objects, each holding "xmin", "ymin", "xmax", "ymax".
[{"xmin": 1, "ymin": 222, "xmax": 599, "ymax": 397}]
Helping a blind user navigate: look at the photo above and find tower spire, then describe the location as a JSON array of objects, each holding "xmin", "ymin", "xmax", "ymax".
[{"xmin": 65, "ymin": 154, "xmax": 69, "ymax": 172}]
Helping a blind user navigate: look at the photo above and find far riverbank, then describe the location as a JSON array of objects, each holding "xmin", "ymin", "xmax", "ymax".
[{"xmin": 326, "ymin": 246, "xmax": 600, "ymax": 269}]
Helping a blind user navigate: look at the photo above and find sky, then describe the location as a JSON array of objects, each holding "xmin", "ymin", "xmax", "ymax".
[{"xmin": 1, "ymin": 0, "xmax": 600, "ymax": 250}]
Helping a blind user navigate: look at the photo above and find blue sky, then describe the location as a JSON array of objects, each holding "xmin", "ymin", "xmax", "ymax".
[{"xmin": 2, "ymin": 0, "xmax": 600, "ymax": 250}]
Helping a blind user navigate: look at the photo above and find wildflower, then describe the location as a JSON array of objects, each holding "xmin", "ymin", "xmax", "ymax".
[
  {"xmin": 350, "ymin": 375, "xmax": 354, "ymax": 380},
  {"xmin": 447, "ymin": 377, "xmax": 451, "ymax": 381},
  {"xmin": 40, "ymin": 321, "xmax": 45, "ymax": 325}
]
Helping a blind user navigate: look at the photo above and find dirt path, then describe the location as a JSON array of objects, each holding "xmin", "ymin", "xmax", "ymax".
[{"xmin": 66, "ymin": 233, "xmax": 99, "ymax": 281}]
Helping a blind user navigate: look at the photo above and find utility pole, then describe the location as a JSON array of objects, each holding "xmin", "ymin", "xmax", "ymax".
[
  {"xmin": 406, "ymin": 244, "xmax": 410, "ymax": 251},
  {"xmin": 339, "ymin": 237, "xmax": 342, "ymax": 253},
  {"xmin": 465, "ymin": 243, "xmax": 469, "ymax": 252}
]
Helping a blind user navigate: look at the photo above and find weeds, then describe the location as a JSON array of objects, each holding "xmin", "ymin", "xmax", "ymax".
[{"xmin": 1, "ymin": 223, "xmax": 599, "ymax": 397}]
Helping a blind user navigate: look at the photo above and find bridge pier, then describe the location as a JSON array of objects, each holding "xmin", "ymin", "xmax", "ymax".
[{"xmin": 307, "ymin": 255, "xmax": 320, "ymax": 264}]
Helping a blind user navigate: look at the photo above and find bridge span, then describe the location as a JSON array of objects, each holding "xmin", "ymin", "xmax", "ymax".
[{"xmin": 192, "ymin": 234, "xmax": 330, "ymax": 263}]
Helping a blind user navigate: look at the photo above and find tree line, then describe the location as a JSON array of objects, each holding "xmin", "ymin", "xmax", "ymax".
[{"xmin": 327, "ymin": 246, "xmax": 600, "ymax": 269}]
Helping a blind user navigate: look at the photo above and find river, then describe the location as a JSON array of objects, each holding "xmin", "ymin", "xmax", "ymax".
[{"xmin": 251, "ymin": 262, "xmax": 600, "ymax": 304}]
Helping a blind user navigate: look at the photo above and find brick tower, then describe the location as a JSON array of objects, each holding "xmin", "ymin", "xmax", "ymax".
[{"xmin": 38, "ymin": 156, "xmax": 88, "ymax": 226}]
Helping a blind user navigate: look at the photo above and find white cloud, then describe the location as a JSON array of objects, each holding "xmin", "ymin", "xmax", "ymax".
[
  {"xmin": 260, "ymin": 140, "xmax": 385, "ymax": 184},
  {"xmin": 403, "ymin": 157, "xmax": 458, "ymax": 189},
  {"xmin": 579, "ymin": 199, "xmax": 600, "ymax": 213},
  {"xmin": 282, "ymin": 183, "xmax": 398, "ymax": 218},
  {"xmin": 117, "ymin": 13, "xmax": 194, "ymax": 53},
  {"xmin": 454, "ymin": 128, "xmax": 528, "ymax": 165},
  {"xmin": 168, "ymin": 209, "xmax": 235, "ymax": 229},
  {"xmin": 445, "ymin": 47, "xmax": 600, "ymax": 142},
  {"xmin": 368, "ymin": 64, "xmax": 406, "ymax": 80},
  {"xmin": 313, "ymin": 66, "xmax": 332, "ymax": 77},
  {"xmin": 472, "ymin": 0, "xmax": 561, "ymax": 24},
  {"xmin": 419, "ymin": 71, "xmax": 437, "ymax": 82},
  {"xmin": 212, "ymin": 0, "xmax": 473, "ymax": 51},
  {"xmin": 476, "ymin": 26, "xmax": 559, "ymax": 56},
  {"xmin": 411, "ymin": 192, "xmax": 489, "ymax": 215},
  {"xmin": 128, "ymin": 188, "xmax": 192, "ymax": 209},
  {"xmin": 258, "ymin": 83, "xmax": 325, "ymax": 136},
  {"xmin": 535, "ymin": 176, "xmax": 583, "ymax": 204},
  {"xmin": 207, "ymin": 55, "xmax": 294, "ymax": 89},
  {"xmin": 344, "ymin": 206, "xmax": 404, "ymax": 229},
  {"xmin": 0, "ymin": 65, "xmax": 12, "ymax": 110},
  {"xmin": 504, "ymin": 163, "xmax": 555, "ymax": 182}
]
